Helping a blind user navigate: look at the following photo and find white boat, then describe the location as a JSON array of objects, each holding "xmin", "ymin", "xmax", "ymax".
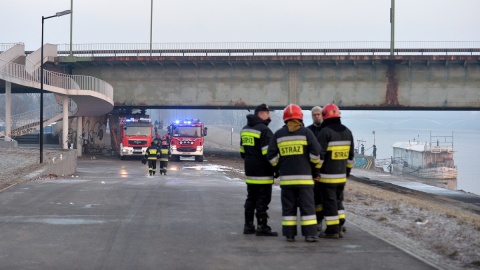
[{"xmin": 390, "ymin": 133, "xmax": 457, "ymax": 180}]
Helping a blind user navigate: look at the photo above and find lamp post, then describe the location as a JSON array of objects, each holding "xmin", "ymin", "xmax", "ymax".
[{"xmin": 40, "ymin": 9, "xmax": 71, "ymax": 164}]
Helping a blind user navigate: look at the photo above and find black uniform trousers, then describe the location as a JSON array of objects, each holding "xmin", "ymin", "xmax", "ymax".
[
  {"xmin": 148, "ymin": 160, "xmax": 157, "ymax": 174},
  {"xmin": 314, "ymin": 182, "xmax": 323, "ymax": 224},
  {"xmin": 281, "ymin": 187, "xmax": 317, "ymax": 238},
  {"xmin": 244, "ymin": 184, "xmax": 272, "ymax": 216},
  {"xmin": 320, "ymin": 183, "xmax": 345, "ymax": 234}
]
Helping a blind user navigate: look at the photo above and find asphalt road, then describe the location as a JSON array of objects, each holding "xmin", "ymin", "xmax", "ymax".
[{"xmin": 0, "ymin": 157, "xmax": 438, "ymax": 270}]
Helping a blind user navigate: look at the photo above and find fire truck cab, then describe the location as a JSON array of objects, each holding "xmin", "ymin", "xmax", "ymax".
[
  {"xmin": 118, "ymin": 118, "xmax": 153, "ymax": 159},
  {"xmin": 168, "ymin": 119, "xmax": 207, "ymax": 162}
]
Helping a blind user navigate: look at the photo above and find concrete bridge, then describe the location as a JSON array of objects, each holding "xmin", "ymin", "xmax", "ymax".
[{"xmin": 53, "ymin": 42, "xmax": 480, "ymax": 111}]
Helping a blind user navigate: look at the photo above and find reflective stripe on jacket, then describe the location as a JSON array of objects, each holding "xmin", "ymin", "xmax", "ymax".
[
  {"xmin": 240, "ymin": 114, "xmax": 274, "ymax": 184},
  {"xmin": 317, "ymin": 121, "xmax": 354, "ymax": 184},
  {"xmin": 267, "ymin": 125, "xmax": 321, "ymax": 188}
]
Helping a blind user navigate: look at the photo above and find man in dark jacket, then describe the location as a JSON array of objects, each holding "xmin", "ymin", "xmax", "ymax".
[
  {"xmin": 307, "ymin": 106, "xmax": 325, "ymax": 232},
  {"xmin": 267, "ymin": 104, "xmax": 321, "ymax": 242},
  {"xmin": 240, "ymin": 103, "xmax": 278, "ymax": 236},
  {"xmin": 317, "ymin": 103, "xmax": 354, "ymax": 239}
]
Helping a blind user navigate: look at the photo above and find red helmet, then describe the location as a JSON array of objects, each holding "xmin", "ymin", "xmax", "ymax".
[
  {"xmin": 322, "ymin": 103, "xmax": 341, "ymax": 120},
  {"xmin": 283, "ymin": 104, "xmax": 303, "ymax": 121},
  {"xmin": 162, "ymin": 141, "xmax": 168, "ymax": 146}
]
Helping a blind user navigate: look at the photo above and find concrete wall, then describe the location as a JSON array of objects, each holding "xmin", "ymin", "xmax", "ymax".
[{"xmin": 72, "ymin": 60, "xmax": 480, "ymax": 109}]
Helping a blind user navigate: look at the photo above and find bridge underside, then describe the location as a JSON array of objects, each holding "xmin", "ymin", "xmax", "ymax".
[{"xmin": 28, "ymin": 55, "xmax": 480, "ymax": 111}]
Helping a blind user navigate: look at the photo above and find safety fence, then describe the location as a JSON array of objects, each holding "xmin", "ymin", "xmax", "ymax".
[{"xmin": 56, "ymin": 41, "xmax": 480, "ymax": 57}]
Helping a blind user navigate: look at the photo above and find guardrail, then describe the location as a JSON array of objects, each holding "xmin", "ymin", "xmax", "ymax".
[
  {"xmin": 56, "ymin": 42, "xmax": 480, "ymax": 57},
  {"xmin": 0, "ymin": 59, "xmax": 113, "ymax": 100}
]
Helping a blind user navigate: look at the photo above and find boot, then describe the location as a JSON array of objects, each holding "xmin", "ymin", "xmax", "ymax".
[
  {"xmin": 255, "ymin": 213, "xmax": 278, "ymax": 236},
  {"xmin": 243, "ymin": 211, "xmax": 256, "ymax": 234}
]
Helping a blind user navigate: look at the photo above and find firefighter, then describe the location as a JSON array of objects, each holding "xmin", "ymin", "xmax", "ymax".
[
  {"xmin": 267, "ymin": 104, "xmax": 321, "ymax": 242},
  {"xmin": 145, "ymin": 139, "xmax": 160, "ymax": 176},
  {"xmin": 158, "ymin": 140, "xmax": 171, "ymax": 175},
  {"xmin": 317, "ymin": 103, "xmax": 354, "ymax": 239},
  {"xmin": 240, "ymin": 103, "xmax": 278, "ymax": 237},
  {"xmin": 307, "ymin": 106, "xmax": 325, "ymax": 232}
]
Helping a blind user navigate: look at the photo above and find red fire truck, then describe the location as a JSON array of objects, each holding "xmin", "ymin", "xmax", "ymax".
[
  {"xmin": 167, "ymin": 119, "xmax": 207, "ymax": 162},
  {"xmin": 118, "ymin": 117, "xmax": 153, "ymax": 159}
]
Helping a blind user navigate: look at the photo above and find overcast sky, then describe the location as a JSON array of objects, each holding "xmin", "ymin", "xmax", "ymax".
[{"xmin": 2, "ymin": 0, "xmax": 480, "ymax": 50}]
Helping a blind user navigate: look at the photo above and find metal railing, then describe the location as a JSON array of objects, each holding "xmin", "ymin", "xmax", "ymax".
[
  {"xmin": 56, "ymin": 42, "xmax": 480, "ymax": 57},
  {"xmin": 0, "ymin": 59, "xmax": 113, "ymax": 100}
]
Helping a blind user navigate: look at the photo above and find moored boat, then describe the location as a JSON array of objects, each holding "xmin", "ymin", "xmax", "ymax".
[{"xmin": 390, "ymin": 133, "xmax": 457, "ymax": 180}]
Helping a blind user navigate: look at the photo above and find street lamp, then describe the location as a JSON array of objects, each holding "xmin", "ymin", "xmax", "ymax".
[{"xmin": 40, "ymin": 9, "xmax": 72, "ymax": 163}]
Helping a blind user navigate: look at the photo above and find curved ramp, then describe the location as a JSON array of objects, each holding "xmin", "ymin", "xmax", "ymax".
[{"xmin": 1, "ymin": 43, "xmax": 113, "ymax": 117}]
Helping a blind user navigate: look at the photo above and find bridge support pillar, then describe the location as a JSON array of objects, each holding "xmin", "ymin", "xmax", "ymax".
[
  {"xmin": 63, "ymin": 96, "xmax": 69, "ymax": 149},
  {"xmin": 5, "ymin": 82, "xmax": 11, "ymax": 140},
  {"xmin": 288, "ymin": 66, "xmax": 299, "ymax": 104},
  {"xmin": 76, "ymin": 116, "xmax": 82, "ymax": 157}
]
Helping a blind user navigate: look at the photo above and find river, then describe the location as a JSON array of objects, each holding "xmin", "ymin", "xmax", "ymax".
[{"xmin": 340, "ymin": 111, "xmax": 480, "ymax": 196}]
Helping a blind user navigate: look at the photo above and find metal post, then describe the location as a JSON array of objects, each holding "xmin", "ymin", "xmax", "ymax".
[
  {"xmin": 150, "ymin": 0, "xmax": 153, "ymax": 56},
  {"xmin": 390, "ymin": 0, "xmax": 395, "ymax": 55},
  {"xmin": 40, "ymin": 10, "xmax": 72, "ymax": 163},
  {"xmin": 40, "ymin": 16, "xmax": 45, "ymax": 163},
  {"xmin": 70, "ymin": 0, "xmax": 74, "ymax": 56}
]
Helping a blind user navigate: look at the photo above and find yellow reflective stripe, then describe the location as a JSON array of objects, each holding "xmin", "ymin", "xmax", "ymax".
[
  {"xmin": 245, "ymin": 179, "xmax": 274, "ymax": 184},
  {"xmin": 315, "ymin": 205, "xmax": 323, "ymax": 212},
  {"xmin": 161, "ymin": 149, "xmax": 169, "ymax": 154},
  {"xmin": 280, "ymin": 179, "xmax": 314, "ymax": 185},
  {"xmin": 319, "ymin": 177, "xmax": 346, "ymax": 184},
  {"xmin": 241, "ymin": 131, "xmax": 260, "ymax": 138},
  {"xmin": 315, "ymin": 163, "xmax": 322, "ymax": 169},
  {"xmin": 282, "ymin": 220, "xmax": 297, "ymax": 226},
  {"xmin": 148, "ymin": 149, "xmax": 157, "ymax": 154},
  {"xmin": 282, "ymin": 216, "xmax": 297, "ymax": 226},
  {"xmin": 278, "ymin": 140, "xmax": 307, "ymax": 147},
  {"xmin": 338, "ymin": 213, "xmax": 346, "ymax": 219},
  {"xmin": 347, "ymin": 163, "xmax": 353, "ymax": 168},
  {"xmin": 240, "ymin": 147, "xmax": 245, "ymax": 153},
  {"xmin": 325, "ymin": 219, "xmax": 340, "ymax": 226},
  {"xmin": 301, "ymin": 219, "xmax": 317, "ymax": 226},
  {"xmin": 327, "ymin": 145, "xmax": 350, "ymax": 151},
  {"xmin": 262, "ymin": 149, "xmax": 268, "ymax": 155}
]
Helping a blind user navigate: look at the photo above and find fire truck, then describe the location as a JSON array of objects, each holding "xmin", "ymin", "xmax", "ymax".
[
  {"xmin": 167, "ymin": 119, "xmax": 207, "ymax": 162},
  {"xmin": 118, "ymin": 117, "xmax": 153, "ymax": 159}
]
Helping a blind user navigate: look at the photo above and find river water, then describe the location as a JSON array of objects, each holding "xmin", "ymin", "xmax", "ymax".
[{"xmin": 339, "ymin": 111, "xmax": 480, "ymax": 196}]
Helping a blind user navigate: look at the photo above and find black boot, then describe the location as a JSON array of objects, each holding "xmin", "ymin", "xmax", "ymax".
[
  {"xmin": 243, "ymin": 211, "xmax": 256, "ymax": 234},
  {"xmin": 255, "ymin": 213, "xmax": 278, "ymax": 236}
]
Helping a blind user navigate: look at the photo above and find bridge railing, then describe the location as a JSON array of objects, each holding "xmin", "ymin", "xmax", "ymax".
[
  {"xmin": 56, "ymin": 42, "xmax": 480, "ymax": 57},
  {"xmin": 0, "ymin": 59, "xmax": 113, "ymax": 101}
]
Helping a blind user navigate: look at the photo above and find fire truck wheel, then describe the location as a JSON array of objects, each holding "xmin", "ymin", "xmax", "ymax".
[{"xmin": 195, "ymin": 155, "xmax": 204, "ymax": 162}]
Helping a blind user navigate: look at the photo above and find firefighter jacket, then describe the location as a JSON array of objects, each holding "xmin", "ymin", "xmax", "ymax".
[
  {"xmin": 145, "ymin": 145, "xmax": 160, "ymax": 160},
  {"xmin": 239, "ymin": 114, "xmax": 274, "ymax": 184},
  {"xmin": 266, "ymin": 123, "xmax": 321, "ymax": 188},
  {"xmin": 159, "ymin": 146, "xmax": 170, "ymax": 162},
  {"xmin": 307, "ymin": 123, "xmax": 323, "ymax": 139},
  {"xmin": 317, "ymin": 118, "xmax": 355, "ymax": 184}
]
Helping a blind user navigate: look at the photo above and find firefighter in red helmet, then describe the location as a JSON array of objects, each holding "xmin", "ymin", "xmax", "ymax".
[
  {"xmin": 317, "ymin": 103, "xmax": 354, "ymax": 238},
  {"xmin": 267, "ymin": 104, "xmax": 321, "ymax": 242}
]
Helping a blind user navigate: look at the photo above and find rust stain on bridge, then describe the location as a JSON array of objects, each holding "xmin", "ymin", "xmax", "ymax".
[{"xmin": 385, "ymin": 63, "xmax": 399, "ymax": 106}]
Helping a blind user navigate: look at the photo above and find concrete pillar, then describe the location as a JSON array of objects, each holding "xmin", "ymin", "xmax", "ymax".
[
  {"xmin": 63, "ymin": 96, "xmax": 69, "ymax": 149},
  {"xmin": 76, "ymin": 116, "xmax": 82, "ymax": 157},
  {"xmin": 5, "ymin": 81, "xmax": 11, "ymax": 140}
]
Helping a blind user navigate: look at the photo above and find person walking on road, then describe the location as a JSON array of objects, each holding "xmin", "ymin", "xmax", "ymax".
[
  {"xmin": 158, "ymin": 141, "xmax": 171, "ymax": 175},
  {"xmin": 267, "ymin": 104, "xmax": 321, "ymax": 242},
  {"xmin": 307, "ymin": 106, "xmax": 325, "ymax": 232},
  {"xmin": 317, "ymin": 103, "xmax": 354, "ymax": 239},
  {"xmin": 145, "ymin": 139, "xmax": 160, "ymax": 176},
  {"xmin": 240, "ymin": 103, "xmax": 278, "ymax": 236}
]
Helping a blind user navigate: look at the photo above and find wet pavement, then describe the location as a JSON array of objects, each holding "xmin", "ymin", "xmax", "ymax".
[{"xmin": 0, "ymin": 157, "xmax": 446, "ymax": 269}]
